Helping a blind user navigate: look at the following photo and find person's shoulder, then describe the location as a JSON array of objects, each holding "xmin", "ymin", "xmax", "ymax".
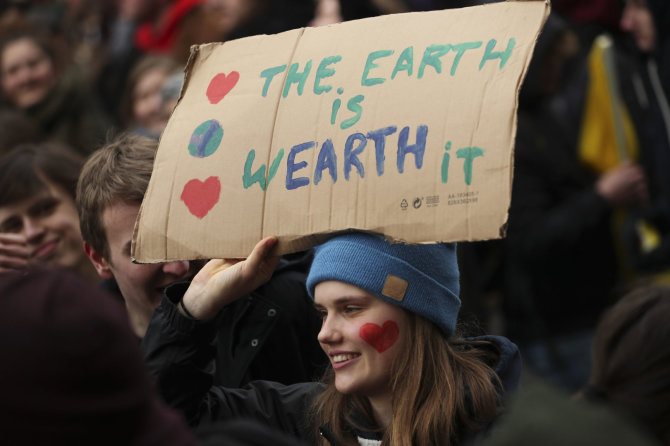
[
  {"xmin": 478, "ymin": 381, "xmax": 661, "ymax": 446},
  {"xmin": 468, "ymin": 335, "xmax": 522, "ymax": 396}
]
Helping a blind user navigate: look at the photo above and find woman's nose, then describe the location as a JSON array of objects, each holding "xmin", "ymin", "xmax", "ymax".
[
  {"xmin": 23, "ymin": 217, "xmax": 45, "ymax": 243},
  {"xmin": 317, "ymin": 315, "xmax": 342, "ymax": 345}
]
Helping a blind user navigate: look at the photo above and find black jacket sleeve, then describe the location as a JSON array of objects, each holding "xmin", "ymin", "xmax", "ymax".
[{"xmin": 141, "ymin": 283, "xmax": 322, "ymax": 441}]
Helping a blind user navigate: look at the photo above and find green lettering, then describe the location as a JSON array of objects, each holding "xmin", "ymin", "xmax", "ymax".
[
  {"xmin": 418, "ymin": 44, "xmax": 451, "ymax": 79},
  {"xmin": 441, "ymin": 141, "xmax": 451, "ymax": 183},
  {"xmin": 361, "ymin": 50, "xmax": 393, "ymax": 87},
  {"xmin": 479, "ymin": 38, "xmax": 516, "ymax": 71},
  {"xmin": 391, "ymin": 46, "xmax": 414, "ymax": 79},
  {"xmin": 283, "ymin": 60, "xmax": 312, "ymax": 97},
  {"xmin": 341, "ymin": 95, "xmax": 365, "ymax": 130},
  {"xmin": 449, "ymin": 41, "xmax": 482, "ymax": 75},
  {"xmin": 456, "ymin": 146, "xmax": 484, "ymax": 185},
  {"xmin": 314, "ymin": 55, "xmax": 342, "ymax": 94},
  {"xmin": 260, "ymin": 65, "xmax": 286, "ymax": 97},
  {"xmin": 242, "ymin": 149, "xmax": 285, "ymax": 190}
]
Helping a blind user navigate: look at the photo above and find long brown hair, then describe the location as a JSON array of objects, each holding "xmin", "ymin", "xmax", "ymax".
[{"xmin": 310, "ymin": 313, "xmax": 502, "ymax": 445}]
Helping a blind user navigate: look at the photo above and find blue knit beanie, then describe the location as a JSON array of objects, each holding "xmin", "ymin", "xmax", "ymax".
[{"xmin": 306, "ymin": 232, "xmax": 461, "ymax": 336}]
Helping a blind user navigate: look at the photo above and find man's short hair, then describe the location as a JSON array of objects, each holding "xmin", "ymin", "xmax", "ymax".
[{"xmin": 76, "ymin": 133, "xmax": 157, "ymax": 260}]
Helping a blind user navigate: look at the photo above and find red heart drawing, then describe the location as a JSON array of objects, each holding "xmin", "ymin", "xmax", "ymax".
[
  {"xmin": 180, "ymin": 176, "xmax": 221, "ymax": 219},
  {"xmin": 206, "ymin": 71, "xmax": 239, "ymax": 104},
  {"xmin": 359, "ymin": 321, "xmax": 399, "ymax": 353}
]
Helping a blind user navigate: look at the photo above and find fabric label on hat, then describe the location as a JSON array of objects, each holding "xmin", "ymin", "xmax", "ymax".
[{"xmin": 382, "ymin": 274, "xmax": 408, "ymax": 301}]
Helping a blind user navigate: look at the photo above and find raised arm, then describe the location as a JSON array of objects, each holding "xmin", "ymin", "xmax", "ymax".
[
  {"xmin": 179, "ymin": 236, "xmax": 281, "ymax": 320},
  {"xmin": 141, "ymin": 237, "xmax": 320, "ymax": 438}
]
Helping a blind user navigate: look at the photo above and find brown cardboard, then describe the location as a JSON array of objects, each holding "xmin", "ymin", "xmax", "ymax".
[{"xmin": 132, "ymin": 0, "xmax": 550, "ymax": 262}]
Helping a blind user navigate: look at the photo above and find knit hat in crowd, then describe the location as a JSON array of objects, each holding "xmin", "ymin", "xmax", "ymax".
[
  {"xmin": 0, "ymin": 267, "xmax": 197, "ymax": 446},
  {"xmin": 306, "ymin": 232, "xmax": 461, "ymax": 336}
]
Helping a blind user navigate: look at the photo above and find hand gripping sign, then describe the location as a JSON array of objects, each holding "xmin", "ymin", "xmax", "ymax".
[{"xmin": 132, "ymin": 0, "xmax": 550, "ymax": 262}]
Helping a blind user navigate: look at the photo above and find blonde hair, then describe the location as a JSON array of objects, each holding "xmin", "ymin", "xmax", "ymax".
[{"xmin": 310, "ymin": 314, "xmax": 502, "ymax": 445}]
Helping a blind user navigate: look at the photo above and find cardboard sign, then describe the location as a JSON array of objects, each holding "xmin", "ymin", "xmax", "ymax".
[{"xmin": 133, "ymin": 0, "xmax": 549, "ymax": 261}]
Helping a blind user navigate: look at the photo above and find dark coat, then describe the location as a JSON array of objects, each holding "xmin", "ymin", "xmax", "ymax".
[
  {"xmin": 211, "ymin": 252, "xmax": 327, "ymax": 387},
  {"xmin": 24, "ymin": 68, "xmax": 113, "ymax": 156},
  {"xmin": 142, "ymin": 281, "xmax": 522, "ymax": 444},
  {"xmin": 140, "ymin": 252, "xmax": 327, "ymax": 389},
  {"xmin": 105, "ymin": 251, "xmax": 326, "ymax": 387},
  {"xmin": 503, "ymin": 14, "xmax": 621, "ymax": 342},
  {"xmin": 503, "ymin": 103, "xmax": 619, "ymax": 341}
]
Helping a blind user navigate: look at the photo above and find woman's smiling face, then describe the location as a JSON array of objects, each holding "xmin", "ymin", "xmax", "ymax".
[
  {"xmin": 0, "ymin": 177, "xmax": 84, "ymax": 270},
  {"xmin": 315, "ymin": 280, "xmax": 410, "ymax": 399},
  {"xmin": 1, "ymin": 37, "xmax": 56, "ymax": 109}
]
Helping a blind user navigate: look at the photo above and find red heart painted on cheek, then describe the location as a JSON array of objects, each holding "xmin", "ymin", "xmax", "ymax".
[
  {"xmin": 359, "ymin": 321, "xmax": 399, "ymax": 353},
  {"xmin": 206, "ymin": 71, "xmax": 239, "ymax": 104},
  {"xmin": 180, "ymin": 176, "xmax": 221, "ymax": 219}
]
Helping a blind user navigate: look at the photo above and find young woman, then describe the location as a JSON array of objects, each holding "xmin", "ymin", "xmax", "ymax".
[
  {"xmin": 119, "ymin": 55, "xmax": 179, "ymax": 139},
  {"xmin": 142, "ymin": 232, "xmax": 521, "ymax": 445},
  {"xmin": 0, "ymin": 143, "xmax": 97, "ymax": 282},
  {"xmin": 0, "ymin": 26, "xmax": 111, "ymax": 155}
]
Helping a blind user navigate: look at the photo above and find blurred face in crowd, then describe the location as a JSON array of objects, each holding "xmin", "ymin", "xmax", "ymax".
[
  {"xmin": 132, "ymin": 66, "xmax": 171, "ymax": 136},
  {"xmin": 620, "ymin": 0, "xmax": 656, "ymax": 53},
  {"xmin": 0, "ymin": 177, "xmax": 85, "ymax": 270},
  {"xmin": 205, "ymin": 0, "xmax": 264, "ymax": 37},
  {"xmin": 1, "ymin": 37, "xmax": 57, "ymax": 109},
  {"xmin": 85, "ymin": 201, "xmax": 195, "ymax": 337},
  {"xmin": 315, "ymin": 280, "xmax": 409, "ymax": 400}
]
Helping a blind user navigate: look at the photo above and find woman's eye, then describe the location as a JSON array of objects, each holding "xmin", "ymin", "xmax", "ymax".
[
  {"xmin": 344, "ymin": 306, "xmax": 361, "ymax": 313},
  {"xmin": 0, "ymin": 218, "xmax": 22, "ymax": 233},
  {"xmin": 32, "ymin": 200, "xmax": 57, "ymax": 217}
]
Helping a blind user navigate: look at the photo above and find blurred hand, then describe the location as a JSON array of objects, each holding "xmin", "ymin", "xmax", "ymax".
[
  {"xmin": 0, "ymin": 233, "xmax": 30, "ymax": 274},
  {"xmin": 596, "ymin": 162, "xmax": 649, "ymax": 207},
  {"xmin": 180, "ymin": 237, "xmax": 279, "ymax": 320}
]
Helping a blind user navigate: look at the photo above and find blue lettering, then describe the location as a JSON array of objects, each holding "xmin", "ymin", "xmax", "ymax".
[
  {"xmin": 397, "ymin": 125, "xmax": 427, "ymax": 173},
  {"xmin": 314, "ymin": 139, "xmax": 338, "ymax": 185},
  {"xmin": 286, "ymin": 142, "xmax": 314, "ymax": 190},
  {"xmin": 366, "ymin": 126, "xmax": 397, "ymax": 176},
  {"xmin": 344, "ymin": 133, "xmax": 367, "ymax": 180}
]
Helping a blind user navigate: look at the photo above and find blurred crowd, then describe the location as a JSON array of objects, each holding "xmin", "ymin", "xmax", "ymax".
[{"xmin": 1, "ymin": 0, "xmax": 670, "ymax": 445}]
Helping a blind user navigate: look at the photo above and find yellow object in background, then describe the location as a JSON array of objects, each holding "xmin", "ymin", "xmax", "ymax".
[{"xmin": 578, "ymin": 34, "xmax": 639, "ymax": 173}]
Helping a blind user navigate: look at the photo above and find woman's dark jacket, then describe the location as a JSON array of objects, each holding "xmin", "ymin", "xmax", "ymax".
[{"xmin": 142, "ymin": 283, "xmax": 522, "ymax": 445}]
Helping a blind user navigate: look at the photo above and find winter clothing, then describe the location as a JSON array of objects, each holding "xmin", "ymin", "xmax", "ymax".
[
  {"xmin": 612, "ymin": 0, "xmax": 670, "ymax": 273},
  {"xmin": 0, "ymin": 267, "xmax": 197, "ymax": 446},
  {"xmin": 23, "ymin": 67, "xmax": 113, "ymax": 156},
  {"xmin": 139, "ymin": 252, "xmax": 326, "ymax": 387},
  {"xmin": 503, "ymin": 14, "xmax": 620, "ymax": 392},
  {"xmin": 142, "ymin": 282, "xmax": 521, "ymax": 444},
  {"xmin": 479, "ymin": 381, "xmax": 660, "ymax": 446},
  {"xmin": 212, "ymin": 252, "xmax": 327, "ymax": 387},
  {"xmin": 505, "ymin": 97, "xmax": 618, "ymax": 340},
  {"xmin": 196, "ymin": 419, "xmax": 311, "ymax": 446},
  {"xmin": 306, "ymin": 233, "xmax": 461, "ymax": 336}
]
